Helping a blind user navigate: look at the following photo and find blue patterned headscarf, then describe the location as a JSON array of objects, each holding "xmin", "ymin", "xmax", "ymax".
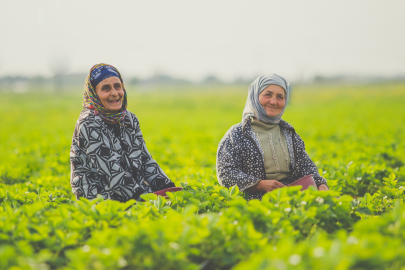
[
  {"xmin": 242, "ymin": 74, "xmax": 289, "ymax": 125},
  {"xmin": 90, "ymin": 65, "xmax": 121, "ymax": 88}
]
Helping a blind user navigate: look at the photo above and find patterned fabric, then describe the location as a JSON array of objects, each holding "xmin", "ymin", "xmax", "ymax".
[
  {"xmin": 242, "ymin": 74, "xmax": 290, "ymax": 125},
  {"xmin": 90, "ymin": 65, "xmax": 120, "ymax": 88},
  {"xmin": 70, "ymin": 108, "xmax": 175, "ymax": 202},
  {"xmin": 216, "ymin": 117, "xmax": 327, "ymax": 200},
  {"xmin": 83, "ymin": 63, "xmax": 128, "ymax": 126}
]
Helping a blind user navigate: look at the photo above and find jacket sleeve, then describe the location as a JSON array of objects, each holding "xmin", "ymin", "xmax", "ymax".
[
  {"xmin": 132, "ymin": 115, "xmax": 175, "ymax": 191},
  {"xmin": 70, "ymin": 127, "xmax": 90, "ymax": 200},
  {"xmin": 216, "ymin": 129, "xmax": 262, "ymax": 192},
  {"xmin": 294, "ymin": 133, "xmax": 328, "ymax": 187}
]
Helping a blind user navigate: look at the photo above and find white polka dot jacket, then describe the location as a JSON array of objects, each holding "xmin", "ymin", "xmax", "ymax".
[
  {"xmin": 216, "ymin": 117, "xmax": 327, "ymax": 200},
  {"xmin": 70, "ymin": 108, "xmax": 175, "ymax": 202}
]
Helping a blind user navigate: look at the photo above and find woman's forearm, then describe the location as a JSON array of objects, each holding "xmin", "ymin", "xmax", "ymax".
[
  {"xmin": 246, "ymin": 180, "xmax": 286, "ymax": 193},
  {"xmin": 245, "ymin": 181, "xmax": 261, "ymax": 192}
]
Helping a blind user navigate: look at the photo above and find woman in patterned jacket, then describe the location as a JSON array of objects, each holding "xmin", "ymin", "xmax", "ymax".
[
  {"xmin": 216, "ymin": 74, "xmax": 328, "ymax": 200},
  {"xmin": 70, "ymin": 63, "xmax": 176, "ymax": 202}
]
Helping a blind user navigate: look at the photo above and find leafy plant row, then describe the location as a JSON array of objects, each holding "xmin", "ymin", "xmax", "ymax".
[
  {"xmin": 1, "ymin": 173, "xmax": 404, "ymax": 269},
  {"xmin": 236, "ymin": 201, "xmax": 405, "ymax": 270}
]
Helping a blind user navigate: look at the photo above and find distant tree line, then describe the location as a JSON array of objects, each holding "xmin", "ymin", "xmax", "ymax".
[
  {"xmin": 1, "ymin": 73, "xmax": 404, "ymax": 92},
  {"xmin": 313, "ymin": 74, "xmax": 405, "ymax": 84},
  {"xmin": 0, "ymin": 73, "xmax": 256, "ymax": 92}
]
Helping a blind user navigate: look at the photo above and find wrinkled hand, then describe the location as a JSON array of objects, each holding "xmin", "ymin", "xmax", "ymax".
[
  {"xmin": 247, "ymin": 180, "xmax": 286, "ymax": 193},
  {"xmin": 318, "ymin": 184, "xmax": 329, "ymax": 191}
]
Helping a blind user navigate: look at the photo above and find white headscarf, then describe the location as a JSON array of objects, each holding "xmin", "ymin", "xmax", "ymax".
[{"xmin": 242, "ymin": 74, "xmax": 289, "ymax": 125}]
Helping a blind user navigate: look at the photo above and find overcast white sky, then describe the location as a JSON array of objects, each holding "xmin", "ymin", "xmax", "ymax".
[{"xmin": 1, "ymin": 0, "xmax": 404, "ymax": 82}]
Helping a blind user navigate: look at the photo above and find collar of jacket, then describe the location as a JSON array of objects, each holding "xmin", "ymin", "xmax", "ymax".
[
  {"xmin": 242, "ymin": 116, "xmax": 296, "ymax": 135},
  {"xmin": 95, "ymin": 109, "xmax": 132, "ymax": 139}
]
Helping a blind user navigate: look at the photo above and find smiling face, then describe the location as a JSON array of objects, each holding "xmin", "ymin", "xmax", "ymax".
[
  {"xmin": 95, "ymin": 76, "xmax": 124, "ymax": 113},
  {"xmin": 258, "ymin": 84, "xmax": 286, "ymax": 117}
]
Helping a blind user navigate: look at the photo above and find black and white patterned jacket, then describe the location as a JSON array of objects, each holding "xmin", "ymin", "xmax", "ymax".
[
  {"xmin": 216, "ymin": 117, "xmax": 327, "ymax": 200},
  {"xmin": 70, "ymin": 108, "xmax": 175, "ymax": 202}
]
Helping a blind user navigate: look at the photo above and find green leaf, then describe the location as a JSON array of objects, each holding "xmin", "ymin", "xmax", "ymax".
[
  {"xmin": 161, "ymin": 206, "xmax": 171, "ymax": 211},
  {"xmin": 158, "ymin": 195, "xmax": 165, "ymax": 209},
  {"xmin": 356, "ymin": 206, "xmax": 372, "ymax": 215},
  {"xmin": 230, "ymin": 185, "xmax": 239, "ymax": 197},
  {"xmin": 6, "ymin": 190, "xmax": 13, "ymax": 202},
  {"xmin": 189, "ymin": 198, "xmax": 200, "ymax": 205},
  {"xmin": 338, "ymin": 195, "xmax": 354, "ymax": 202},
  {"xmin": 166, "ymin": 191, "xmax": 176, "ymax": 201},
  {"xmin": 55, "ymin": 229, "xmax": 65, "ymax": 241},
  {"xmin": 364, "ymin": 193, "xmax": 371, "ymax": 205},
  {"xmin": 200, "ymin": 201, "xmax": 210, "ymax": 209},
  {"xmin": 219, "ymin": 189, "xmax": 230, "ymax": 198},
  {"xmin": 140, "ymin": 193, "xmax": 158, "ymax": 201}
]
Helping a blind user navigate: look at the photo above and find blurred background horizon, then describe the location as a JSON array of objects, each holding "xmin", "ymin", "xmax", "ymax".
[{"xmin": 1, "ymin": 0, "xmax": 405, "ymax": 91}]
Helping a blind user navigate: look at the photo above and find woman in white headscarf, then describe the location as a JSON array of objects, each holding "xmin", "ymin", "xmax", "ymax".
[{"xmin": 216, "ymin": 74, "xmax": 328, "ymax": 200}]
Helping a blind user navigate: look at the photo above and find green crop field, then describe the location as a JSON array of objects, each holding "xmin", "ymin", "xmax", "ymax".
[{"xmin": 1, "ymin": 83, "xmax": 405, "ymax": 269}]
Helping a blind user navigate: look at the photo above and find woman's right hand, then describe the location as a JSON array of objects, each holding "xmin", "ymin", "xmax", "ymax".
[{"xmin": 247, "ymin": 180, "xmax": 286, "ymax": 193}]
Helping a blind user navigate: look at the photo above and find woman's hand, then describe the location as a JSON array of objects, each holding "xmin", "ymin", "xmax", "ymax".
[
  {"xmin": 247, "ymin": 180, "xmax": 286, "ymax": 193},
  {"xmin": 318, "ymin": 184, "xmax": 329, "ymax": 191}
]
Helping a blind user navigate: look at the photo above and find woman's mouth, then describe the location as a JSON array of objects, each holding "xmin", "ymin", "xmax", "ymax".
[{"xmin": 108, "ymin": 98, "xmax": 121, "ymax": 104}]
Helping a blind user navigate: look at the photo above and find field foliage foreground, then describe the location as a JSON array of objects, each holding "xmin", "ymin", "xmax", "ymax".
[{"xmin": 0, "ymin": 83, "xmax": 405, "ymax": 269}]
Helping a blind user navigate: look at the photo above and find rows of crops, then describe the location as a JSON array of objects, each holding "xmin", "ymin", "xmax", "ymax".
[{"xmin": 1, "ymin": 83, "xmax": 405, "ymax": 269}]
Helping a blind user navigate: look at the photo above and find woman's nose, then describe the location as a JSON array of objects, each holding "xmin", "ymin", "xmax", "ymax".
[
  {"xmin": 110, "ymin": 87, "xmax": 118, "ymax": 96},
  {"xmin": 269, "ymin": 96, "xmax": 277, "ymax": 104}
]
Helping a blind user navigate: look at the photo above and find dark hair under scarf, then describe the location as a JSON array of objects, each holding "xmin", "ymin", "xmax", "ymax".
[
  {"xmin": 242, "ymin": 74, "xmax": 290, "ymax": 124},
  {"xmin": 83, "ymin": 63, "xmax": 128, "ymax": 125}
]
